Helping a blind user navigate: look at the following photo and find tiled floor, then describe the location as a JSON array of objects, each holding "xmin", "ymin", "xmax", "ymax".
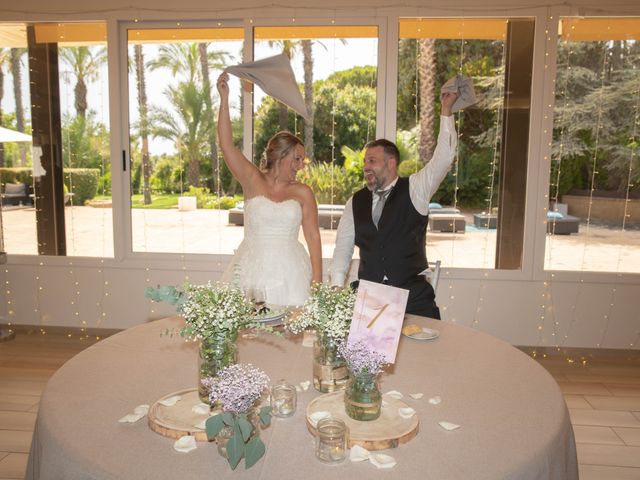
[{"xmin": 1, "ymin": 329, "xmax": 639, "ymax": 479}]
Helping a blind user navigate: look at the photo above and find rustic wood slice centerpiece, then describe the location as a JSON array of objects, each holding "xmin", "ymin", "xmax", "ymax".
[
  {"xmin": 306, "ymin": 391, "xmax": 419, "ymax": 450},
  {"xmin": 148, "ymin": 388, "xmax": 217, "ymax": 442}
]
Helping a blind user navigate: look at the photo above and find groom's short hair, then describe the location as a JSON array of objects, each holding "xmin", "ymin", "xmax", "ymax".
[{"xmin": 365, "ymin": 139, "xmax": 400, "ymax": 163}]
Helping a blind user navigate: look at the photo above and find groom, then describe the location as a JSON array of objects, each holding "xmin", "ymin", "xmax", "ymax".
[{"xmin": 329, "ymin": 92, "xmax": 458, "ymax": 319}]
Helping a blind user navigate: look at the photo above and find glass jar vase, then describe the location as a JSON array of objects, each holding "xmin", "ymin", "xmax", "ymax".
[
  {"xmin": 312, "ymin": 333, "xmax": 348, "ymax": 393},
  {"xmin": 270, "ymin": 380, "xmax": 297, "ymax": 418},
  {"xmin": 198, "ymin": 333, "xmax": 237, "ymax": 403},
  {"xmin": 344, "ymin": 372, "xmax": 382, "ymax": 421}
]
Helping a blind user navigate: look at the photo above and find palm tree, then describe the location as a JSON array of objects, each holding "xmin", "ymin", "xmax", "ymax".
[
  {"xmin": 150, "ymin": 41, "xmax": 228, "ymax": 190},
  {"xmin": 134, "ymin": 44, "xmax": 152, "ymax": 205},
  {"xmin": 302, "ymin": 40, "xmax": 314, "ymax": 162},
  {"xmin": 0, "ymin": 48, "xmax": 10, "ymax": 167},
  {"xmin": 59, "ymin": 46, "xmax": 107, "ymax": 117},
  {"xmin": 418, "ymin": 39, "xmax": 437, "ymax": 163},
  {"xmin": 11, "ymin": 48, "xmax": 27, "ymax": 165},
  {"xmin": 152, "ymin": 81, "xmax": 211, "ymax": 188},
  {"xmin": 198, "ymin": 42, "xmax": 219, "ymax": 194}
]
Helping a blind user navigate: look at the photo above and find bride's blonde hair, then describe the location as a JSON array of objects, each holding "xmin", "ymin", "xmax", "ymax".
[{"xmin": 260, "ymin": 131, "xmax": 304, "ymax": 172}]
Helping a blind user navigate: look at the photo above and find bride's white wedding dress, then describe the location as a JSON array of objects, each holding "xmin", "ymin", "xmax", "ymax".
[{"xmin": 223, "ymin": 195, "xmax": 312, "ymax": 306}]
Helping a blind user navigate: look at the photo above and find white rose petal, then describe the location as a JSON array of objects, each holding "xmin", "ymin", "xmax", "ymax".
[
  {"xmin": 398, "ymin": 407, "xmax": 416, "ymax": 419},
  {"xmin": 192, "ymin": 403, "xmax": 211, "ymax": 415},
  {"xmin": 193, "ymin": 419, "xmax": 207, "ymax": 429},
  {"xmin": 384, "ymin": 390, "xmax": 403, "ymax": 400},
  {"xmin": 159, "ymin": 395, "xmax": 181, "ymax": 407},
  {"xmin": 409, "ymin": 393, "xmax": 424, "ymax": 399},
  {"xmin": 295, "ymin": 385, "xmax": 302, "ymax": 393},
  {"xmin": 300, "ymin": 380, "xmax": 311, "ymax": 391},
  {"xmin": 438, "ymin": 421, "xmax": 461, "ymax": 431},
  {"xmin": 428, "ymin": 396, "xmax": 442, "ymax": 405},
  {"xmin": 350, "ymin": 445, "xmax": 370, "ymax": 462},
  {"xmin": 369, "ymin": 453, "xmax": 397, "ymax": 469},
  {"xmin": 118, "ymin": 413, "xmax": 144, "ymax": 423},
  {"xmin": 309, "ymin": 411, "xmax": 331, "ymax": 427},
  {"xmin": 133, "ymin": 404, "xmax": 150, "ymax": 416},
  {"xmin": 174, "ymin": 435, "xmax": 197, "ymax": 453}
]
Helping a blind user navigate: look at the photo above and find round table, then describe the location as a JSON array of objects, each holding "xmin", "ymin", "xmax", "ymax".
[{"xmin": 26, "ymin": 316, "xmax": 577, "ymax": 480}]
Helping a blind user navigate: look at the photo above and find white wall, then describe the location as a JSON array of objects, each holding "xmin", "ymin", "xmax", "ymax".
[{"xmin": 1, "ymin": 0, "xmax": 640, "ymax": 348}]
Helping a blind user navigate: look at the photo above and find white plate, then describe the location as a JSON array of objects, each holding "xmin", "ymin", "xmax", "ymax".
[
  {"xmin": 406, "ymin": 327, "xmax": 439, "ymax": 341},
  {"xmin": 250, "ymin": 306, "xmax": 287, "ymax": 325}
]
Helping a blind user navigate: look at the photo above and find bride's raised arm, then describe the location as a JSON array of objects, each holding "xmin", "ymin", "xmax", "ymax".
[{"xmin": 217, "ymin": 73, "xmax": 260, "ymax": 192}]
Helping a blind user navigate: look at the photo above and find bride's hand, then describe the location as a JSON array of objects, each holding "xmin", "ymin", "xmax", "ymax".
[{"xmin": 217, "ymin": 73, "xmax": 230, "ymax": 98}]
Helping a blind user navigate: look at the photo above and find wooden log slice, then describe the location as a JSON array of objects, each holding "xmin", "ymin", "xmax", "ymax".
[
  {"xmin": 148, "ymin": 388, "xmax": 219, "ymax": 442},
  {"xmin": 306, "ymin": 391, "xmax": 419, "ymax": 451}
]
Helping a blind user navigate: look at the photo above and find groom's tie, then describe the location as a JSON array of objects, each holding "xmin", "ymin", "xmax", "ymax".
[{"xmin": 372, "ymin": 189, "xmax": 391, "ymax": 228}]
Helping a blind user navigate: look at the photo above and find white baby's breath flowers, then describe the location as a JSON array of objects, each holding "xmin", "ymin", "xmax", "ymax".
[{"xmin": 287, "ymin": 283, "xmax": 355, "ymax": 340}]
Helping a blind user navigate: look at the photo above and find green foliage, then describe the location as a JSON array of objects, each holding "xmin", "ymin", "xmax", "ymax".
[
  {"xmin": 298, "ymin": 162, "xmax": 362, "ymax": 204},
  {"xmin": 64, "ymin": 169, "xmax": 100, "ymax": 205},
  {"xmin": 341, "ymin": 145, "xmax": 364, "ymax": 178},
  {"xmin": 0, "ymin": 167, "xmax": 32, "ymax": 185},
  {"xmin": 433, "ymin": 143, "xmax": 495, "ymax": 208},
  {"xmin": 205, "ymin": 409, "xmax": 271, "ymax": 470},
  {"xmin": 61, "ymin": 112, "xmax": 110, "ymax": 170},
  {"xmin": 253, "ymin": 66, "xmax": 377, "ymax": 166},
  {"xmin": 552, "ymin": 40, "xmax": 640, "ymax": 195},
  {"xmin": 205, "ymin": 195, "xmax": 239, "ymax": 210},
  {"xmin": 398, "ymin": 159, "xmax": 421, "ymax": 177},
  {"xmin": 186, "ymin": 185, "xmax": 210, "ymax": 208}
]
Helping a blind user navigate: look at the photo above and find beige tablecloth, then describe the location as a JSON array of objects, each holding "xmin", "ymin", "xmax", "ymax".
[{"xmin": 26, "ymin": 316, "xmax": 577, "ymax": 480}]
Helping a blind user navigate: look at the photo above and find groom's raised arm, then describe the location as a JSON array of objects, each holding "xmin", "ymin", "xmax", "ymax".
[{"xmin": 330, "ymin": 197, "xmax": 356, "ymax": 286}]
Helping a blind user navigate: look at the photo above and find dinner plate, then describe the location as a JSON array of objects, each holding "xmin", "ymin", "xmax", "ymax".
[
  {"xmin": 250, "ymin": 306, "xmax": 287, "ymax": 326},
  {"xmin": 405, "ymin": 327, "xmax": 440, "ymax": 341}
]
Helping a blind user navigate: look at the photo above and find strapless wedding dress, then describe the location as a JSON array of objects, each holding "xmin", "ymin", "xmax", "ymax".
[{"xmin": 223, "ymin": 196, "xmax": 312, "ymax": 306}]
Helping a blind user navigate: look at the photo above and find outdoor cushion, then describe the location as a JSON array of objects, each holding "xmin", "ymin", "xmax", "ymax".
[
  {"xmin": 4, "ymin": 183, "xmax": 25, "ymax": 195},
  {"xmin": 547, "ymin": 211, "xmax": 564, "ymax": 219}
]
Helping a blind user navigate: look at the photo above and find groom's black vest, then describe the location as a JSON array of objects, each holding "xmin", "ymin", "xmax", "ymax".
[{"xmin": 353, "ymin": 177, "xmax": 429, "ymax": 287}]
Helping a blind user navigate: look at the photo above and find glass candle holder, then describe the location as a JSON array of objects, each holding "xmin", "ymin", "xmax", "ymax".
[
  {"xmin": 315, "ymin": 418, "xmax": 348, "ymax": 464},
  {"xmin": 270, "ymin": 381, "xmax": 297, "ymax": 418}
]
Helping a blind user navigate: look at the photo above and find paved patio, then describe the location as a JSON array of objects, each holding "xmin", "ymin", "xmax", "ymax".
[{"xmin": 2, "ymin": 206, "xmax": 640, "ymax": 272}]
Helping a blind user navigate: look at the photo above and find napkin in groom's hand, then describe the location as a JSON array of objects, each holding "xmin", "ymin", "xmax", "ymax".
[
  {"xmin": 225, "ymin": 54, "xmax": 310, "ymax": 121},
  {"xmin": 440, "ymin": 74, "xmax": 477, "ymax": 112}
]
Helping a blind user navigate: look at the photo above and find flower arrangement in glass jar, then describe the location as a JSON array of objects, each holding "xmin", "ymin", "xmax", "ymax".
[
  {"xmin": 338, "ymin": 340, "xmax": 388, "ymax": 421},
  {"xmin": 202, "ymin": 364, "xmax": 272, "ymax": 470},
  {"xmin": 145, "ymin": 282, "xmax": 258, "ymax": 401},
  {"xmin": 287, "ymin": 284, "xmax": 356, "ymax": 392}
]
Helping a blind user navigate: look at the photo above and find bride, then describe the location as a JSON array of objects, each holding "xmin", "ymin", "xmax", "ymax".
[{"xmin": 217, "ymin": 73, "xmax": 322, "ymax": 307}]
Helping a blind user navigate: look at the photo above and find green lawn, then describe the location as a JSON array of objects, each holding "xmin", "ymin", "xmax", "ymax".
[{"xmin": 91, "ymin": 194, "xmax": 242, "ymax": 209}]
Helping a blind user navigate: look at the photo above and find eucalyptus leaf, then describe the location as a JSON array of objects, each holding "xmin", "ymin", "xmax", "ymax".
[
  {"xmin": 222, "ymin": 412, "xmax": 235, "ymax": 426},
  {"xmin": 237, "ymin": 415, "xmax": 253, "ymax": 442},
  {"xmin": 244, "ymin": 437, "xmax": 266, "ymax": 469},
  {"xmin": 205, "ymin": 414, "xmax": 224, "ymax": 439},
  {"xmin": 259, "ymin": 406, "xmax": 272, "ymax": 427},
  {"xmin": 226, "ymin": 433, "xmax": 244, "ymax": 470}
]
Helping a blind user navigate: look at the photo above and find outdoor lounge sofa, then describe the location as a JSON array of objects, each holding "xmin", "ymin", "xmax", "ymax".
[
  {"xmin": 228, "ymin": 203, "xmax": 345, "ymax": 230},
  {"xmin": 428, "ymin": 204, "xmax": 466, "ymax": 233},
  {"xmin": 547, "ymin": 213, "xmax": 580, "ymax": 235},
  {"xmin": 1, "ymin": 182, "xmax": 32, "ymax": 206}
]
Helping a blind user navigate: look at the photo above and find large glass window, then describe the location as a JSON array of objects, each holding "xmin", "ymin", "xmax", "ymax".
[
  {"xmin": 398, "ymin": 18, "xmax": 535, "ymax": 269},
  {"xmin": 126, "ymin": 26, "xmax": 244, "ymax": 254},
  {"xmin": 0, "ymin": 22, "xmax": 110, "ymax": 257},
  {"xmin": 546, "ymin": 17, "xmax": 640, "ymax": 273}
]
